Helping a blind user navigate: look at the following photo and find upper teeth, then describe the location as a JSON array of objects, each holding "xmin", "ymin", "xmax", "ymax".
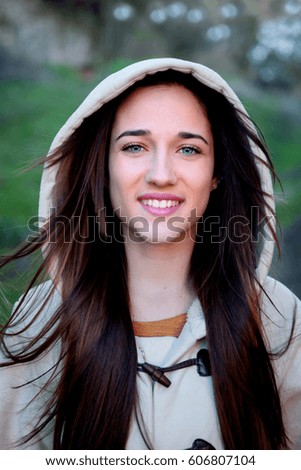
[{"xmin": 141, "ymin": 199, "xmax": 180, "ymax": 209}]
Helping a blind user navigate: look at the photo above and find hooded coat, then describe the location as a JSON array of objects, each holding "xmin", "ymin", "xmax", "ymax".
[{"xmin": 0, "ymin": 58, "xmax": 300, "ymax": 450}]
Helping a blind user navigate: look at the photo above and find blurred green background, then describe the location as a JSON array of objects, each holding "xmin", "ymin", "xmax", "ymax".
[{"xmin": 1, "ymin": 0, "xmax": 301, "ymax": 316}]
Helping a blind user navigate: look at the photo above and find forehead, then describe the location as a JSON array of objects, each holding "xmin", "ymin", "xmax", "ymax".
[{"xmin": 112, "ymin": 83, "xmax": 208, "ymax": 128}]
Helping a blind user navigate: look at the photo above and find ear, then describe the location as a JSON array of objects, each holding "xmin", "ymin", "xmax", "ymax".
[
  {"xmin": 211, "ymin": 175, "xmax": 223, "ymax": 191},
  {"xmin": 211, "ymin": 176, "xmax": 218, "ymax": 191}
]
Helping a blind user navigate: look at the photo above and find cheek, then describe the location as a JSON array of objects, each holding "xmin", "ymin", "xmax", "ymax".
[
  {"xmin": 109, "ymin": 156, "xmax": 142, "ymax": 189},
  {"xmin": 108, "ymin": 158, "xmax": 137, "ymax": 210},
  {"xmin": 190, "ymin": 169, "xmax": 215, "ymax": 195}
]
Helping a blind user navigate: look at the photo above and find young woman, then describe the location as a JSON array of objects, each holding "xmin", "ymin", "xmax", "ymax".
[{"xmin": 0, "ymin": 58, "xmax": 300, "ymax": 450}]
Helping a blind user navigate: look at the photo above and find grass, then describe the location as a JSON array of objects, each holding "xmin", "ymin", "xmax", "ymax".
[
  {"xmin": 0, "ymin": 67, "xmax": 99, "ymax": 312},
  {"xmin": 1, "ymin": 64, "xmax": 301, "ymax": 313}
]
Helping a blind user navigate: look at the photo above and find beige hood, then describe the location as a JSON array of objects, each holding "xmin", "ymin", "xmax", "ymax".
[{"xmin": 38, "ymin": 57, "xmax": 275, "ymax": 284}]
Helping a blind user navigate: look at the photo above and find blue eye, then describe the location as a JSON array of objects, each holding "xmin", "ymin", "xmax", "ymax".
[
  {"xmin": 179, "ymin": 146, "xmax": 200, "ymax": 156},
  {"xmin": 122, "ymin": 144, "xmax": 144, "ymax": 153}
]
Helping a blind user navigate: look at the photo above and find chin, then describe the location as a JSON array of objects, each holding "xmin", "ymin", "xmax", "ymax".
[{"xmin": 130, "ymin": 229, "xmax": 190, "ymax": 245}]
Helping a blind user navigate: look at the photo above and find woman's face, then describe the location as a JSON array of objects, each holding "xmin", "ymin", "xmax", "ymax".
[{"xmin": 109, "ymin": 83, "xmax": 216, "ymax": 244}]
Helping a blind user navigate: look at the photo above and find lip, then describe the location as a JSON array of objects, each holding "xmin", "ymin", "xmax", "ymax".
[
  {"xmin": 138, "ymin": 193, "xmax": 184, "ymax": 216},
  {"xmin": 138, "ymin": 193, "xmax": 183, "ymax": 201}
]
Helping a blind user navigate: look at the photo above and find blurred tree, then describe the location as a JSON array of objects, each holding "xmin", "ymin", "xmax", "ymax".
[{"xmin": 1, "ymin": 0, "xmax": 300, "ymax": 90}]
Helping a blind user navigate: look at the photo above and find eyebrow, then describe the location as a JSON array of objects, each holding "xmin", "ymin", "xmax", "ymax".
[
  {"xmin": 115, "ymin": 129, "xmax": 209, "ymax": 145},
  {"xmin": 178, "ymin": 132, "xmax": 209, "ymax": 145},
  {"xmin": 115, "ymin": 129, "xmax": 151, "ymax": 141}
]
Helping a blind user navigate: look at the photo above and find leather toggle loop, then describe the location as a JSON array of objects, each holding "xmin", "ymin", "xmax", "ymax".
[
  {"xmin": 137, "ymin": 348, "xmax": 211, "ymax": 387},
  {"xmin": 140, "ymin": 363, "xmax": 171, "ymax": 387}
]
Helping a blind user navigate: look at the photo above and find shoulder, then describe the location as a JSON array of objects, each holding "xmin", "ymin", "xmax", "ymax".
[
  {"xmin": 260, "ymin": 275, "xmax": 301, "ymax": 382},
  {"xmin": 262, "ymin": 276, "xmax": 300, "ymax": 310},
  {"xmin": 260, "ymin": 277, "xmax": 301, "ymax": 353},
  {"xmin": 12, "ymin": 280, "xmax": 61, "ymax": 317},
  {"xmin": 261, "ymin": 276, "xmax": 300, "ymax": 328},
  {"xmin": 3, "ymin": 280, "xmax": 62, "ymax": 353},
  {"xmin": 13, "ymin": 280, "xmax": 61, "ymax": 325}
]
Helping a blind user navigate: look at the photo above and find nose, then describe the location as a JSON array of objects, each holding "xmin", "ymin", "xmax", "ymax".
[{"xmin": 145, "ymin": 150, "xmax": 177, "ymax": 187}]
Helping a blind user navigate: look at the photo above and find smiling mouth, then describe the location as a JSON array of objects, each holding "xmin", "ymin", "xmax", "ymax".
[{"xmin": 141, "ymin": 199, "xmax": 181, "ymax": 209}]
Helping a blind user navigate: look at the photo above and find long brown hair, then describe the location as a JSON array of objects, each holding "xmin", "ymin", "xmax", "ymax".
[{"xmin": 0, "ymin": 71, "xmax": 288, "ymax": 449}]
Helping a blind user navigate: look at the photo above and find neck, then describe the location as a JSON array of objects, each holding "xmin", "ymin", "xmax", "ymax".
[{"xmin": 125, "ymin": 236, "xmax": 195, "ymax": 321}]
